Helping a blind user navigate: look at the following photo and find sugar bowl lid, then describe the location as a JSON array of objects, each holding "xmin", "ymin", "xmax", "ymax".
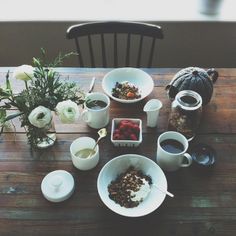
[{"xmin": 41, "ymin": 170, "xmax": 75, "ymax": 202}]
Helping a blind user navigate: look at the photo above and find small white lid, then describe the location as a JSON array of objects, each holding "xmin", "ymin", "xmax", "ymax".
[{"xmin": 41, "ymin": 170, "xmax": 75, "ymax": 203}]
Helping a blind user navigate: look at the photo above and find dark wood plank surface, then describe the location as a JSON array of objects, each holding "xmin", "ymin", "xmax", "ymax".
[{"xmin": 0, "ymin": 68, "xmax": 235, "ymax": 236}]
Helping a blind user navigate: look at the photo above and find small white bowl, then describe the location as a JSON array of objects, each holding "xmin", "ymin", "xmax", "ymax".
[
  {"xmin": 102, "ymin": 67, "xmax": 154, "ymax": 103},
  {"xmin": 97, "ymin": 154, "xmax": 167, "ymax": 217},
  {"xmin": 111, "ymin": 118, "xmax": 142, "ymax": 147}
]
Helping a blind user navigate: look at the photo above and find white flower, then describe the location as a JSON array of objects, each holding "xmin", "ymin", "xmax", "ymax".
[
  {"xmin": 13, "ymin": 65, "xmax": 34, "ymax": 81},
  {"xmin": 56, "ymin": 100, "xmax": 79, "ymax": 123},
  {"xmin": 28, "ymin": 106, "xmax": 52, "ymax": 128}
]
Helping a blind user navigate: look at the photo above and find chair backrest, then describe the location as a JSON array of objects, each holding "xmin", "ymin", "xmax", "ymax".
[{"xmin": 66, "ymin": 21, "xmax": 164, "ymax": 68}]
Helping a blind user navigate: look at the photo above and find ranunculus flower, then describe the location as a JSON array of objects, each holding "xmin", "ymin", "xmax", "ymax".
[
  {"xmin": 28, "ymin": 106, "xmax": 52, "ymax": 128},
  {"xmin": 56, "ymin": 100, "xmax": 79, "ymax": 123},
  {"xmin": 13, "ymin": 65, "xmax": 34, "ymax": 81}
]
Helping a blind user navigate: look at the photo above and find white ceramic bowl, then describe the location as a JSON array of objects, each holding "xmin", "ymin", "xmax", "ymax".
[
  {"xmin": 97, "ymin": 154, "xmax": 167, "ymax": 217},
  {"xmin": 102, "ymin": 68, "xmax": 154, "ymax": 103},
  {"xmin": 111, "ymin": 118, "xmax": 142, "ymax": 147}
]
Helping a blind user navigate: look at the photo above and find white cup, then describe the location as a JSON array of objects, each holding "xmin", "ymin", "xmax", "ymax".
[
  {"xmin": 143, "ymin": 99, "xmax": 162, "ymax": 127},
  {"xmin": 82, "ymin": 92, "xmax": 110, "ymax": 129},
  {"xmin": 156, "ymin": 131, "xmax": 192, "ymax": 171},
  {"xmin": 70, "ymin": 137, "xmax": 99, "ymax": 171}
]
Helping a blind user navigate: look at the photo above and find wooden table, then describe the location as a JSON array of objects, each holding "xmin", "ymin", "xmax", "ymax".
[{"xmin": 0, "ymin": 68, "xmax": 235, "ymax": 236}]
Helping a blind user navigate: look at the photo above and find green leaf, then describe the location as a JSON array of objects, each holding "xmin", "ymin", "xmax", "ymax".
[
  {"xmin": 1, "ymin": 103, "xmax": 11, "ymax": 109},
  {"xmin": 4, "ymin": 112, "xmax": 23, "ymax": 122},
  {"xmin": 40, "ymin": 48, "xmax": 46, "ymax": 57},
  {"xmin": 0, "ymin": 108, "xmax": 6, "ymax": 120},
  {"xmin": 6, "ymin": 71, "xmax": 12, "ymax": 91},
  {"xmin": 33, "ymin": 57, "xmax": 41, "ymax": 67},
  {"xmin": 0, "ymin": 91, "xmax": 11, "ymax": 98}
]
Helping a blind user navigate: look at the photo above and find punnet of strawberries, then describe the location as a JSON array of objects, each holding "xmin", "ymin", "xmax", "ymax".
[{"xmin": 112, "ymin": 120, "xmax": 140, "ymax": 141}]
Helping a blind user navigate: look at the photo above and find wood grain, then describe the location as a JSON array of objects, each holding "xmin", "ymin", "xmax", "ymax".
[{"xmin": 0, "ymin": 68, "xmax": 235, "ymax": 236}]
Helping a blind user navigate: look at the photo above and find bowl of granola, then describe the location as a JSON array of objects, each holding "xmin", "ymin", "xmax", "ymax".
[
  {"xmin": 97, "ymin": 154, "xmax": 168, "ymax": 217},
  {"xmin": 102, "ymin": 68, "xmax": 154, "ymax": 103}
]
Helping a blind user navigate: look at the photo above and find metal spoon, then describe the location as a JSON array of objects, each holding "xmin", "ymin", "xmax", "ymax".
[
  {"xmin": 87, "ymin": 128, "xmax": 107, "ymax": 158},
  {"xmin": 87, "ymin": 77, "xmax": 96, "ymax": 94},
  {"xmin": 152, "ymin": 184, "xmax": 174, "ymax": 198}
]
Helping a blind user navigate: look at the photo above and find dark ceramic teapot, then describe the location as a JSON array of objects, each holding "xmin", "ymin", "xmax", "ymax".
[{"xmin": 166, "ymin": 67, "xmax": 218, "ymax": 105}]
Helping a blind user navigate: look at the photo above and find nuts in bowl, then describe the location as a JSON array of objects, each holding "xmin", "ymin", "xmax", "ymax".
[
  {"xmin": 102, "ymin": 67, "xmax": 154, "ymax": 103},
  {"xmin": 97, "ymin": 154, "xmax": 168, "ymax": 217},
  {"xmin": 111, "ymin": 81, "xmax": 141, "ymax": 100},
  {"xmin": 111, "ymin": 118, "xmax": 142, "ymax": 147}
]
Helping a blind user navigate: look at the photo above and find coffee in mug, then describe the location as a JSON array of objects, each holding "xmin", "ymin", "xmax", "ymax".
[
  {"xmin": 86, "ymin": 100, "xmax": 107, "ymax": 110},
  {"xmin": 160, "ymin": 139, "xmax": 184, "ymax": 154},
  {"xmin": 82, "ymin": 92, "xmax": 110, "ymax": 129},
  {"xmin": 156, "ymin": 131, "xmax": 192, "ymax": 171}
]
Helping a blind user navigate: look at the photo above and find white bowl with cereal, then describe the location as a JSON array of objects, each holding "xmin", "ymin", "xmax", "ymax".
[
  {"xmin": 102, "ymin": 68, "xmax": 154, "ymax": 103},
  {"xmin": 97, "ymin": 154, "xmax": 168, "ymax": 217}
]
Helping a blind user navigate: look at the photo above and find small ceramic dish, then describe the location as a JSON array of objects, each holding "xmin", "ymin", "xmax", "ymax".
[
  {"xmin": 190, "ymin": 143, "xmax": 216, "ymax": 167},
  {"xmin": 111, "ymin": 118, "xmax": 142, "ymax": 147},
  {"xmin": 102, "ymin": 67, "xmax": 154, "ymax": 103}
]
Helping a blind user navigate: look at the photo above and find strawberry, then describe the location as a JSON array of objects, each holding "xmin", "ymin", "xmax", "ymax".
[
  {"xmin": 119, "ymin": 124, "xmax": 126, "ymax": 131},
  {"xmin": 128, "ymin": 124, "xmax": 136, "ymax": 130},
  {"xmin": 113, "ymin": 133, "xmax": 120, "ymax": 140},
  {"xmin": 133, "ymin": 124, "xmax": 140, "ymax": 133},
  {"xmin": 114, "ymin": 129, "xmax": 120, "ymax": 134},
  {"xmin": 113, "ymin": 119, "xmax": 140, "ymax": 141},
  {"xmin": 120, "ymin": 120, "xmax": 130, "ymax": 126},
  {"xmin": 130, "ymin": 133, "xmax": 138, "ymax": 140},
  {"xmin": 123, "ymin": 131, "xmax": 130, "ymax": 139}
]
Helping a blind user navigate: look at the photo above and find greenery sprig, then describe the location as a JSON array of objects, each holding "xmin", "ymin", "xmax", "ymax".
[{"xmin": 0, "ymin": 48, "xmax": 84, "ymax": 148}]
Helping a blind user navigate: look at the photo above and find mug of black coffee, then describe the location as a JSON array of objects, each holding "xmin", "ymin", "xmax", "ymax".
[
  {"xmin": 156, "ymin": 131, "xmax": 192, "ymax": 171},
  {"xmin": 82, "ymin": 92, "xmax": 110, "ymax": 129}
]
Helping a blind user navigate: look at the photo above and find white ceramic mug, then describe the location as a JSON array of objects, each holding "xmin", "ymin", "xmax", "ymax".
[
  {"xmin": 156, "ymin": 131, "xmax": 192, "ymax": 171},
  {"xmin": 82, "ymin": 92, "xmax": 110, "ymax": 129},
  {"xmin": 70, "ymin": 137, "xmax": 99, "ymax": 171},
  {"xmin": 143, "ymin": 99, "xmax": 162, "ymax": 127}
]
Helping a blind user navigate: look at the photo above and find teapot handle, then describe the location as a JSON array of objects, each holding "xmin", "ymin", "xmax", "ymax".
[
  {"xmin": 165, "ymin": 84, "xmax": 179, "ymax": 99},
  {"xmin": 207, "ymin": 68, "xmax": 218, "ymax": 83}
]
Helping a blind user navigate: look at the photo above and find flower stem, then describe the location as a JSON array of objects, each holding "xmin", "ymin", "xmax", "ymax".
[{"xmin": 24, "ymin": 81, "xmax": 29, "ymax": 91}]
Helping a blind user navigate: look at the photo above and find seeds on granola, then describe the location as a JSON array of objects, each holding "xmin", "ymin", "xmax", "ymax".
[{"xmin": 108, "ymin": 166, "xmax": 152, "ymax": 208}]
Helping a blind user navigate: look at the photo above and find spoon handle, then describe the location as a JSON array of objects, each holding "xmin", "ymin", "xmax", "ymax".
[
  {"xmin": 91, "ymin": 142, "xmax": 98, "ymax": 152},
  {"xmin": 153, "ymin": 184, "xmax": 174, "ymax": 198},
  {"xmin": 88, "ymin": 77, "xmax": 96, "ymax": 93}
]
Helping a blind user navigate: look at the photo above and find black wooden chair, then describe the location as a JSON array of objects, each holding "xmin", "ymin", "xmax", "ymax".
[{"xmin": 66, "ymin": 21, "xmax": 163, "ymax": 68}]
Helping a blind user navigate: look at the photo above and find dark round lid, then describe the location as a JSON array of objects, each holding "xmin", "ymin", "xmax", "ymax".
[{"xmin": 190, "ymin": 143, "xmax": 216, "ymax": 167}]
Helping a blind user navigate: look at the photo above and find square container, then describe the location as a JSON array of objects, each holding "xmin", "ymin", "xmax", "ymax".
[{"xmin": 111, "ymin": 118, "xmax": 142, "ymax": 147}]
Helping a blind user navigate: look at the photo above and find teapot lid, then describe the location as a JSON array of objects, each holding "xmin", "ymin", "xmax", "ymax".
[{"xmin": 41, "ymin": 170, "xmax": 75, "ymax": 202}]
